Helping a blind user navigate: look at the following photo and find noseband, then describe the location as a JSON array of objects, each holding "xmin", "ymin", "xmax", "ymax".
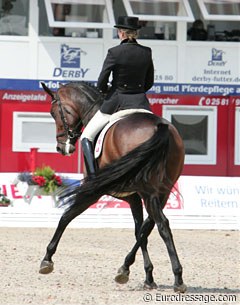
[{"xmin": 52, "ymin": 94, "xmax": 82, "ymax": 153}]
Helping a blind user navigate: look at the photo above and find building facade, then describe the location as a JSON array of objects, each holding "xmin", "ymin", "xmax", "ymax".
[{"xmin": 0, "ymin": 0, "xmax": 239, "ymax": 176}]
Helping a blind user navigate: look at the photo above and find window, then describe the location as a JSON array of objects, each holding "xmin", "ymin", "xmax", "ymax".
[
  {"xmin": 0, "ymin": 0, "xmax": 29, "ymax": 35},
  {"xmin": 121, "ymin": 0, "xmax": 194, "ymax": 40},
  {"xmin": 162, "ymin": 106, "xmax": 217, "ymax": 164},
  {"xmin": 43, "ymin": 0, "xmax": 114, "ymax": 37},
  {"xmin": 40, "ymin": 0, "xmax": 194, "ymax": 40},
  {"xmin": 197, "ymin": 0, "xmax": 240, "ymax": 21},
  {"xmin": 13, "ymin": 112, "xmax": 57, "ymax": 153},
  {"xmin": 235, "ymin": 107, "xmax": 240, "ymax": 165},
  {"xmin": 188, "ymin": 0, "xmax": 240, "ymax": 41},
  {"xmin": 122, "ymin": 0, "xmax": 194, "ymax": 21}
]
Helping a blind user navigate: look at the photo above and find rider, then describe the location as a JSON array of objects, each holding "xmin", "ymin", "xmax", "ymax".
[{"xmin": 80, "ymin": 16, "xmax": 154, "ymax": 177}]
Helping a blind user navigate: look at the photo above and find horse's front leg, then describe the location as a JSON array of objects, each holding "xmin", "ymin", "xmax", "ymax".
[{"xmin": 39, "ymin": 199, "xmax": 95, "ymax": 274}]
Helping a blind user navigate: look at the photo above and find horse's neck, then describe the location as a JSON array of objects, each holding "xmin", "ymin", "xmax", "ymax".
[
  {"xmin": 77, "ymin": 83, "xmax": 102, "ymax": 125},
  {"xmin": 82, "ymin": 103, "xmax": 100, "ymax": 126}
]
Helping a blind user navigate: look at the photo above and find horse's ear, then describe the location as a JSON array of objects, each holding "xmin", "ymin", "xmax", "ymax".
[
  {"xmin": 41, "ymin": 82, "xmax": 55, "ymax": 99},
  {"xmin": 59, "ymin": 83, "xmax": 64, "ymax": 88}
]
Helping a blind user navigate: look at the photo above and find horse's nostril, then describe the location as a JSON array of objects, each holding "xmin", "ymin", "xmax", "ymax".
[{"xmin": 56, "ymin": 146, "xmax": 61, "ymax": 153}]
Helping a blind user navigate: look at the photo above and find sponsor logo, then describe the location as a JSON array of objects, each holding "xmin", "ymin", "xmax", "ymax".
[
  {"xmin": 61, "ymin": 44, "xmax": 81, "ymax": 68},
  {"xmin": 208, "ymin": 48, "xmax": 226, "ymax": 66},
  {"xmin": 53, "ymin": 44, "xmax": 89, "ymax": 79},
  {"xmin": 212, "ymin": 48, "xmax": 224, "ymax": 61}
]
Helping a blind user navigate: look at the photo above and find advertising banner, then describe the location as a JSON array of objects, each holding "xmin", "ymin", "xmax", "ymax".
[
  {"xmin": 0, "ymin": 174, "xmax": 239, "ymax": 230},
  {"xmin": 37, "ymin": 42, "xmax": 105, "ymax": 81},
  {"xmin": 179, "ymin": 176, "xmax": 240, "ymax": 216},
  {"xmin": 185, "ymin": 46, "xmax": 240, "ymax": 85},
  {"xmin": 0, "ymin": 173, "xmax": 182, "ymax": 210}
]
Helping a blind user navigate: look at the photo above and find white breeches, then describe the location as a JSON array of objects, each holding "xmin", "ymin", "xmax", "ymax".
[{"xmin": 80, "ymin": 110, "xmax": 111, "ymax": 142}]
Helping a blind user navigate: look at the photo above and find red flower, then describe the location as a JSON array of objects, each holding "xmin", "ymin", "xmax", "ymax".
[
  {"xmin": 53, "ymin": 174, "xmax": 62, "ymax": 186},
  {"xmin": 32, "ymin": 175, "xmax": 46, "ymax": 187}
]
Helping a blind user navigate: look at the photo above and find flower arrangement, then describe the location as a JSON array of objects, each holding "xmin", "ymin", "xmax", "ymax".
[
  {"xmin": 18, "ymin": 165, "xmax": 63, "ymax": 195},
  {"xmin": 0, "ymin": 187, "xmax": 11, "ymax": 206}
]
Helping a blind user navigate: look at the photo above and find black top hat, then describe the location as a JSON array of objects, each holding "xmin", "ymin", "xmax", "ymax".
[{"xmin": 114, "ymin": 16, "xmax": 141, "ymax": 30}]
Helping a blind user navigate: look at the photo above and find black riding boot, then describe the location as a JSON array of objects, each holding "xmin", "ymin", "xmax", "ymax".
[{"xmin": 81, "ymin": 138, "xmax": 97, "ymax": 177}]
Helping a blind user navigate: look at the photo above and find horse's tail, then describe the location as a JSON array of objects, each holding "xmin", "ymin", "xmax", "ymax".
[{"xmin": 59, "ymin": 122, "xmax": 170, "ymax": 208}]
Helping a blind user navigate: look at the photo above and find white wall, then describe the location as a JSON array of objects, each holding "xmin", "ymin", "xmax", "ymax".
[{"xmin": 0, "ymin": 1, "xmax": 239, "ymax": 85}]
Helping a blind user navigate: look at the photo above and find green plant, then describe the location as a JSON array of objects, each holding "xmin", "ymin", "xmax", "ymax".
[
  {"xmin": 0, "ymin": 188, "xmax": 11, "ymax": 206},
  {"xmin": 18, "ymin": 165, "xmax": 63, "ymax": 195},
  {"xmin": 32, "ymin": 166, "xmax": 63, "ymax": 195}
]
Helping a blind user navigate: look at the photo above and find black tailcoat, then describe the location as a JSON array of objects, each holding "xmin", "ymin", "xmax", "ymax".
[{"xmin": 97, "ymin": 39, "xmax": 154, "ymax": 114}]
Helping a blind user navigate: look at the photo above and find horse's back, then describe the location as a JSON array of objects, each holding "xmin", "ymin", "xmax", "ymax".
[
  {"xmin": 99, "ymin": 112, "xmax": 184, "ymax": 183},
  {"xmin": 98, "ymin": 113, "xmax": 155, "ymax": 165}
]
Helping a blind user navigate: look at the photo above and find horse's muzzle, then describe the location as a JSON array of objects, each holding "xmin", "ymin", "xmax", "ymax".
[{"xmin": 56, "ymin": 143, "xmax": 76, "ymax": 156}]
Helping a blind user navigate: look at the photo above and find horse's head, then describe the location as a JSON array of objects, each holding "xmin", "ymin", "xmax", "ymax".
[{"xmin": 42, "ymin": 82, "xmax": 83, "ymax": 156}]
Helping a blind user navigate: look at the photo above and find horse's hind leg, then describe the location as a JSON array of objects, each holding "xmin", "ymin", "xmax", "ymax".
[
  {"xmin": 151, "ymin": 196, "xmax": 187, "ymax": 293},
  {"xmin": 116, "ymin": 215, "xmax": 156, "ymax": 288},
  {"xmin": 39, "ymin": 197, "xmax": 99, "ymax": 274},
  {"xmin": 115, "ymin": 194, "xmax": 157, "ymax": 288}
]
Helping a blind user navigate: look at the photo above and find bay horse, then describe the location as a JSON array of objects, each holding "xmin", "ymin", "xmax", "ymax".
[{"xmin": 40, "ymin": 81, "xmax": 186, "ymax": 292}]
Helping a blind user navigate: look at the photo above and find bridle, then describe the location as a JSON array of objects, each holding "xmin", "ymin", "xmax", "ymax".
[
  {"xmin": 51, "ymin": 89, "xmax": 102, "ymax": 154},
  {"xmin": 52, "ymin": 94, "xmax": 83, "ymax": 154}
]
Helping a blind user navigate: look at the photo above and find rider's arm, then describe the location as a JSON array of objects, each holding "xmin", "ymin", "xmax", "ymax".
[
  {"xmin": 97, "ymin": 49, "xmax": 115, "ymax": 93},
  {"xmin": 144, "ymin": 50, "xmax": 154, "ymax": 92}
]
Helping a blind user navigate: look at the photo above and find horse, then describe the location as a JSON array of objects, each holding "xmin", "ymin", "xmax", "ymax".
[{"xmin": 39, "ymin": 81, "xmax": 186, "ymax": 292}]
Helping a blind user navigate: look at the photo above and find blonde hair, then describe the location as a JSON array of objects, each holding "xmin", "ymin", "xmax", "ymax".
[{"xmin": 119, "ymin": 28, "xmax": 138, "ymax": 40}]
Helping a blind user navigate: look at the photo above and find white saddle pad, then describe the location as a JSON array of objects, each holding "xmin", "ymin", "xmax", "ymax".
[{"xmin": 94, "ymin": 109, "xmax": 152, "ymax": 159}]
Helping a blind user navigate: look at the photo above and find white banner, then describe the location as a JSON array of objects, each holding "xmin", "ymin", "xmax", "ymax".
[
  {"xmin": 37, "ymin": 42, "xmax": 105, "ymax": 81},
  {"xmin": 0, "ymin": 174, "xmax": 239, "ymax": 229},
  {"xmin": 185, "ymin": 46, "xmax": 240, "ymax": 85},
  {"xmin": 179, "ymin": 176, "xmax": 240, "ymax": 216}
]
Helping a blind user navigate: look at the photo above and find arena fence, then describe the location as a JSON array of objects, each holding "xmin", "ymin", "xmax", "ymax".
[{"xmin": 0, "ymin": 174, "xmax": 239, "ymax": 230}]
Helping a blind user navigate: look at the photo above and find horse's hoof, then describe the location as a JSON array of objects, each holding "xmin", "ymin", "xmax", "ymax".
[
  {"xmin": 39, "ymin": 260, "xmax": 54, "ymax": 274},
  {"xmin": 143, "ymin": 281, "xmax": 158, "ymax": 290},
  {"xmin": 115, "ymin": 267, "xmax": 130, "ymax": 284},
  {"xmin": 174, "ymin": 283, "xmax": 187, "ymax": 293},
  {"xmin": 115, "ymin": 273, "xmax": 129, "ymax": 284}
]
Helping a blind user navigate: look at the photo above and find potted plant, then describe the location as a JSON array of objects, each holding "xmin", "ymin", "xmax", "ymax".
[{"xmin": 18, "ymin": 165, "xmax": 63, "ymax": 196}]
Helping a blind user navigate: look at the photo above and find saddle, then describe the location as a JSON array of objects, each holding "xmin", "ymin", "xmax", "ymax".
[{"xmin": 94, "ymin": 109, "xmax": 152, "ymax": 159}]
